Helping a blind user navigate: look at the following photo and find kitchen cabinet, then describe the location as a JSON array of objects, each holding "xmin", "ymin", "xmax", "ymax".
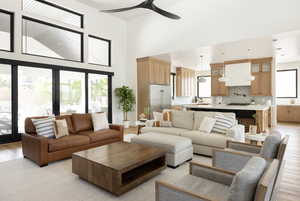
[
  {"xmin": 136, "ymin": 57, "xmax": 171, "ymax": 118},
  {"xmin": 210, "ymin": 63, "xmax": 229, "ymax": 96},
  {"xmin": 251, "ymin": 58, "xmax": 272, "ymax": 96},
  {"xmin": 176, "ymin": 67, "xmax": 196, "ymax": 97},
  {"xmin": 277, "ymin": 105, "xmax": 300, "ymax": 123}
]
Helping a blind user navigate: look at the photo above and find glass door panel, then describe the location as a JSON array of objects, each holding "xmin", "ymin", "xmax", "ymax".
[
  {"xmin": 18, "ymin": 66, "xmax": 53, "ymax": 133},
  {"xmin": 88, "ymin": 74, "xmax": 108, "ymax": 113},
  {"xmin": 0, "ymin": 64, "xmax": 12, "ymax": 135},
  {"xmin": 60, "ymin": 71, "xmax": 85, "ymax": 114}
]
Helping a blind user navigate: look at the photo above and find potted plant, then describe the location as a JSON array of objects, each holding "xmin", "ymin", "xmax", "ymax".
[{"xmin": 115, "ymin": 86, "xmax": 136, "ymax": 128}]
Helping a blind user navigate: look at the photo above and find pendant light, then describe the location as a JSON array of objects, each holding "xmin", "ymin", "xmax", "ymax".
[{"xmin": 198, "ymin": 55, "xmax": 206, "ymax": 83}]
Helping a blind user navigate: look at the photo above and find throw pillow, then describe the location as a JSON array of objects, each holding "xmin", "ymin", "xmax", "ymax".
[
  {"xmin": 153, "ymin": 112, "xmax": 164, "ymax": 122},
  {"xmin": 53, "ymin": 119, "xmax": 69, "ymax": 139},
  {"xmin": 91, "ymin": 112, "xmax": 109, "ymax": 131},
  {"xmin": 212, "ymin": 114, "xmax": 235, "ymax": 134},
  {"xmin": 32, "ymin": 117, "xmax": 55, "ymax": 138},
  {"xmin": 199, "ymin": 117, "xmax": 216, "ymax": 133}
]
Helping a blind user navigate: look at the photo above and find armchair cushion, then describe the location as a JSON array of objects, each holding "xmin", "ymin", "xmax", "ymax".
[
  {"xmin": 213, "ymin": 149, "xmax": 254, "ymax": 172},
  {"xmin": 227, "ymin": 141, "xmax": 261, "ymax": 154},
  {"xmin": 228, "ymin": 157, "xmax": 267, "ymax": 201},
  {"xmin": 260, "ymin": 133, "xmax": 282, "ymax": 159},
  {"xmin": 157, "ymin": 175, "xmax": 230, "ymax": 201},
  {"xmin": 190, "ymin": 162, "xmax": 235, "ymax": 186}
]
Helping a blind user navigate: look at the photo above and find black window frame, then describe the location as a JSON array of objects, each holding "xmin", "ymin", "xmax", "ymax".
[
  {"xmin": 21, "ymin": 16, "xmax": 84, "ymax": 63},
  {"xmin": 88, "ymin": 35, "xmax": 112, "ymax": 67},
  {"xmin": 276, "ymin": 69, "xmax": 298, "ymax": 99},
  {"xmin": 22, "ymin": 0, "xmax": 84, "ymax": 28},
  {"xmin": 197, "ymin": 75, "xmax": 211, "ymax": 98},
  {"xmin": 0, "ymin": 57, "xmax": 113, "ymax": 144},
  {"xmin": 0, "ymin": 9, "xmax": 14, "ymax": 53}
]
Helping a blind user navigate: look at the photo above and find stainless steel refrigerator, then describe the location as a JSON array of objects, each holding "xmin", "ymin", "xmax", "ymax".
[{"xmin": 149, "ymin": 84, "xmax": 171, "ymax": 115}]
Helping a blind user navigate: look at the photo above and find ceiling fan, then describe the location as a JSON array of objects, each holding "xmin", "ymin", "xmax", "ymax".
[{"xmin": 101, "ymin": 0, "xmax": 181, "ymax": 20}]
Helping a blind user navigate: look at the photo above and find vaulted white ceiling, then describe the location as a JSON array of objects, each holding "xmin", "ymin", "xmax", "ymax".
[{"xmin": 76, "ymin": 0, "xmax": 179, "ymax": 20}]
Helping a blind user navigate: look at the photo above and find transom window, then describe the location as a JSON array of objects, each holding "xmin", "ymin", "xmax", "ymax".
[
  {"xmin": 276, "ymin": 69, "xmax": 298, "ymax": 98},
  {"xmin": 88, "ymin": 35, "xmax": 111, "ymax": 66},
  {"xmin": 22, "ymin": 17, "xmax": 83, "ymax": 62},
  {"xmin": 23, "ymin": 0, "xmax": 83, "ymax": 28}
]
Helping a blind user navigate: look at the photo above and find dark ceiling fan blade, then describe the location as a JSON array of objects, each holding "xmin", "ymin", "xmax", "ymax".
[
  {"xmin": 101, "ymin": 5, "xmax": 141, "ymax": 13},
  {"xmin": 151, "ymin": 4, "xmax": 181, "ymax": 20}
]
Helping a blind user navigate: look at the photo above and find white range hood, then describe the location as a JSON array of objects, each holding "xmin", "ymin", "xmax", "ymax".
[{"xmin": 219, "ymin": 62, "xmax": 254, "ymax": 86}]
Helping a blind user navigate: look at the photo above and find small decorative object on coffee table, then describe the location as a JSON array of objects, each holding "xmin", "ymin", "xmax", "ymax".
[
  {"xmin": 135, "ymin": 120, "xmax": 146, "ymax": 135},
  {"xmin": 246, "ymin": 133, "xmax": 267, "ymax": 145},
  {"xmin": 72, "ymin": 142, "xmax": 167, "ymax": 195},
  {"xmin": 249, "ymin": 125, "xmax": 257, "ymax": 135}
]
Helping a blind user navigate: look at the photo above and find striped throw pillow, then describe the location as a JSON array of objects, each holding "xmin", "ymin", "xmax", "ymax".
[
  {"xmin": 212, "ymin": 114, "xmax": 235, "ymax": 134},
  {"xmin": 32, "ymin": 117, "xmax": 55, "ymax": 138}
]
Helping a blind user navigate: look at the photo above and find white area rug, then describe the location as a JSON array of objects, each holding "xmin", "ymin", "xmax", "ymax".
[{"xmin": 0, "ymin": 154, "xmax": 211, "ymax": 201}]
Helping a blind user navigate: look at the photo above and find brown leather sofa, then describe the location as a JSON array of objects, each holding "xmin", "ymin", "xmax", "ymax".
[{"xmin": 22, "ymin": 113, "xmax": 124, "ymax": 167}]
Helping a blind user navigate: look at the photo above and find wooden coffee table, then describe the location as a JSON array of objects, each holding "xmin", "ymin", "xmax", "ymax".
[{"xmin": 72, "ymin": 142, "xmax": 167, "ymax": 195}]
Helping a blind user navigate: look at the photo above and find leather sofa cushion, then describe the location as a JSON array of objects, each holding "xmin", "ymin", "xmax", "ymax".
[
  {"xmin": 181, "ymin": 131, "xmax": 228, "ymax": 148},
  {"xmin": 141, "ymin": 127, "xmax": 189, "ymax": 136},
  {"xmin": 78, "ymin": 129, "xmax": 120, "ymax": 143},
  {"xmin": 72, "ymin": 113, "xmax": 93, "ymax": 132},
  {"xmin": 55, "ymin": 115, "xmax": 76, "ymax": 134},
  {"xmin": 48, "ymin": 135, "xmax": 90, "ymax": 152}
]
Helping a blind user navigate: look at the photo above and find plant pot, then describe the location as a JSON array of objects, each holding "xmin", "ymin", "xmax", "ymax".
[{"xmin": 123, "ymin": 120, "xmax": 131, "ymax": 128}]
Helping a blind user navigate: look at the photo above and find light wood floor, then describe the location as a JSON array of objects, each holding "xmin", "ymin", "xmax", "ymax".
[{"xmin": 0, "ymin": 124, "xmax": 299, "ymax": 200}]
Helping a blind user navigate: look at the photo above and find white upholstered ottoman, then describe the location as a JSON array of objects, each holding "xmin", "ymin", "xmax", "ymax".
[{"xmin": 131, "ymin": 132, "xmax": 193, "ymax": 168}]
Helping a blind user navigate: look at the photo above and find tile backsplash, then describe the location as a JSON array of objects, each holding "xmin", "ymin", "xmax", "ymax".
[
  {"xmin": 172, "ymin": 86, "xmax": 274, "ymax": 106},
  {"xmin": 212, "ymin": 86, "xmax": 274, "ymax": 105}
]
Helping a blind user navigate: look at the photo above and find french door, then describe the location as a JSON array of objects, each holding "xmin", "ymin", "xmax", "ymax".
[
  {"xmin": 0, "ymin": 64, "xmax": 14, "ymax": 142},
  {"xmin": 0, "ymin": 59, "xmax": 112, "ymax": 144}
]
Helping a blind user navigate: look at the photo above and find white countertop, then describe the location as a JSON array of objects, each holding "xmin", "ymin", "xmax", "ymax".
[{"xmin": 184, "ymin": 104, "xmax": 270, "ymax": 111}]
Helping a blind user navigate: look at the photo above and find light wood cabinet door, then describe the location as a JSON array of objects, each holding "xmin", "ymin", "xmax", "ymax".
[
  {"xmin": 250, "ymin": 58, "xmax": 272, "ymax": 96},
  {"xmin": 210, "ymin": 64, "xmax": 228, "ymax": 96},
  {"xmin": 176, "ymin": 67, "xmax": 196, "ymax": 97},
  {"xmin": 251, "ymin": 73, "xmax": 261, "ymax": 96},
  {"xmin": 251, "ymin": 72, "xmax": 272, "ymax": 96},
  {"xmin": 277, "ymin": 106, "xmax": 300, "ymax": 123}
]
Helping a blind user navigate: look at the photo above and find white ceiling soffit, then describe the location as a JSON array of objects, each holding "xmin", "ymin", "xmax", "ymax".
[
  {"xmin": 75, "ymin": 0, "xmax": 180, "ymax": 20},
  {"xmin": 152, "ymin": 37, "xmax": 273, "ymax": 71},
  {"xmin": 273, "ymin": 31, "xmax": 300, "ymax": 64}
]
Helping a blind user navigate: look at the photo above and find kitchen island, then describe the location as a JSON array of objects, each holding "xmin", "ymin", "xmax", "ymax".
[{"xmin": 184, "ymin": 104, "xmax": 270, "ymax": 133}]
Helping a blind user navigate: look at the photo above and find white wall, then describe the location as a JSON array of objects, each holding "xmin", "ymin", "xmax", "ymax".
[
  {"xmin": 0, "ymin": 0, "xmax": 127, "ymax": 123},
  {"xmin": 126, "ymin": 0, "xmax": 300, "ymax": 120}
]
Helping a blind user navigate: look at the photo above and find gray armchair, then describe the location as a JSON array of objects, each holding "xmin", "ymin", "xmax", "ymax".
[
  {"xmin": 213, "ymin": 133, "xmax": 288, "ymax": 172},
  {"xmin": 156, "ymin": 157, "xmax": 280, "ymax": 201}
]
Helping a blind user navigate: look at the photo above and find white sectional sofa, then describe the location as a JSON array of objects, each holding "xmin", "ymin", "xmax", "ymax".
[{"xmin": 141, "ymin": 110, "xmax": 245, "ymax": 156}]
